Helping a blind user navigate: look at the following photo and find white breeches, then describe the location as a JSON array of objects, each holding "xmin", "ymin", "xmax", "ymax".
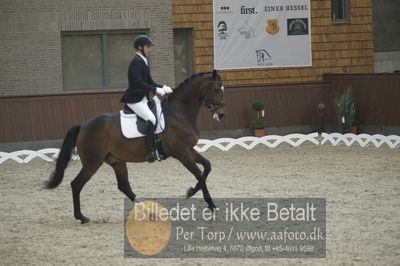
[{"xmin": 127, "ymin": 96, "xmax": 156, "ymax": 125}]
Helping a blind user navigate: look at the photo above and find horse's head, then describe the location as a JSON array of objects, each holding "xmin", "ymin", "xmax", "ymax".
[{"xmin": 201, "ymin": 70, "xmax": 225, "ymax": 121}]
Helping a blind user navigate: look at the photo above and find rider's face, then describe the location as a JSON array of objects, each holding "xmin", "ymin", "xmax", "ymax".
[{"xmin": 142, "ymin": 45, "xmax": 151, "ymax": 57}]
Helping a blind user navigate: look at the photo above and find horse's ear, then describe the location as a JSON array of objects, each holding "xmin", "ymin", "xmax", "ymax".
[{"xmin": 211, "ymin": 69, "xmax": 219, "ymax": 80}]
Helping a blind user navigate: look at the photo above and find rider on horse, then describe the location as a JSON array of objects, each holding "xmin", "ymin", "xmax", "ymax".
[{"xmin": 120, "ymin": 35, "xmax": 173, "ymax": 162}]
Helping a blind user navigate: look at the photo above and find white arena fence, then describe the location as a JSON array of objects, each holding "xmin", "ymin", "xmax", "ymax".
[{"xmin": 0, "ymin": 133, "xmax": 399, "ymax": 164}]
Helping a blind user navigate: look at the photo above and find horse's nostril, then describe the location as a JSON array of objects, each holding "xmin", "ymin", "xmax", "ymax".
[{"xmin": 219, "ymin": 113, "xmax": 225, "ymax": 120}]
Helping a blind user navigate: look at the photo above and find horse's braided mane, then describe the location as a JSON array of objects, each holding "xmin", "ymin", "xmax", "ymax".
[{"xmin": 174, "ymin": 71, "xmax": 212, "ymax": 91}]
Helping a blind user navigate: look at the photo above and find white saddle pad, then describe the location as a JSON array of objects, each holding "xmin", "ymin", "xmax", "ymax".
[{"xmin": 120, "ymin": 97, "xmax": 165, "ymax": 139}]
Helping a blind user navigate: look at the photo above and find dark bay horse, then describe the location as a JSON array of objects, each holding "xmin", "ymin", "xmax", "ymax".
[{"xmin": 44, "ymin": 70, "xmax": 225, "ymax": 224}]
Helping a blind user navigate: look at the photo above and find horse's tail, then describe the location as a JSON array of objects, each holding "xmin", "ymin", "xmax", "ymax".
[{"xmin": 44, "ymin": 125, "xmax": 81, "ymax": 189}]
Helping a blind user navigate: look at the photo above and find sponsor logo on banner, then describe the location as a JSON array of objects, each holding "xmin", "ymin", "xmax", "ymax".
[
  {"xmin": 214, "ymin": 0, "xmax": 311, "ymax": 69},
  {"xmin": 286, "ymin": 5, "xmax": 309, "ymax": 11},
  {"xmin": 238, "ymin": 21, "xmax": 255, "ymax": 39},
  {"xmin": 217, "ymin": 21, "xmax": 229, "ymax": 40},
  {"xmin": 266, "ymin": 19, "xmax": 280, "ymax": 35},
  {"xmin": 287, "ymin": 18, "xmax": 309, "ymax": 35},
  {"xmin": 256, "ymin": 49, "xmax": 273, "ymax": 66},
  {"xmin": 264, "ymin": 5, "xmax": 284, "ymax": 12},
  {"xmin": 217, "ymin": 6, "xmax": 233, "ymax": 14},
  {"xmin": 240, "ymin": 5, "xmax": 257, "ymax": 14}
]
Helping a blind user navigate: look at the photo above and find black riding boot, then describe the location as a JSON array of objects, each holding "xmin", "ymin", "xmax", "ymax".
[{"xmin": 145, "ymin": 121, "xmax": 157, "ymax": 163}]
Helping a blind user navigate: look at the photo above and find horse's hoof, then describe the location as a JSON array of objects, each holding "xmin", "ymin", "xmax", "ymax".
[
  {"xmin": 79, "ymin": 216, "xmax": 91, "ymax": 224},
  {"xmin": 186, "ymin": 187, "xmax": 194, "ymax": 199},
  {"xmin": 208, "ymin": 204, "xmax": 217, "ymax": 212}
]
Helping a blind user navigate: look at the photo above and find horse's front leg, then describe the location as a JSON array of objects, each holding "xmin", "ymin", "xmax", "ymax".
[
  {"xmin": 177, "ymin": 151, "xmax": 216, "ymax": 210},
  {"xmin": 186, "ymin": 150, "xmax": 211, "ymax": 199}
]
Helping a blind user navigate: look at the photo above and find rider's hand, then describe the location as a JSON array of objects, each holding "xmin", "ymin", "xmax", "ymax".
[
  {"xmin": 162, "ymin": 85, "xmax": 173, "ymax": 94},
  {"xmin": 156, "ymin": 87, "xmax": 166, "ymax": 96}
]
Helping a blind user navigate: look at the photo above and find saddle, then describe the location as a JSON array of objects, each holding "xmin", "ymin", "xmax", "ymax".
[
  {"xmin": 120, "ymin": 97, "xmax": 167, "ymax": 157},
  {"xmin": 121, "ymin": 97, "xmax": 166, "ymax": 135},
  {"xmin": 123, "ymin": 102, "xmax": 155, "ymax": 135}
]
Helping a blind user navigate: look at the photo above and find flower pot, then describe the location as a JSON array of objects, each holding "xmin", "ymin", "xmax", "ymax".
[
  {"xmin": 350, "ymin": 126, "xmax": 358, "ymax": 134},
  {"xmin": 254, "ymin": 129, "xmax": 265, "ymax": 137}
]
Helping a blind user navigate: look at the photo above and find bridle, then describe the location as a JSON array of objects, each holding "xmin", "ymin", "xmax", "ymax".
[
  {"xmin": 199, "ymin": 79, "xmax": 225, "ymax": 120},
  {"xmin": 169, "ymin": 75, "xmax": 225, "ymax": 121},
  {"xmin": 201, "ymin": 79, "xmax": 225, "ymax": 104},
  {"xmin": 169, "ymin": 81, "xmax": 225, "ymax": 111}
]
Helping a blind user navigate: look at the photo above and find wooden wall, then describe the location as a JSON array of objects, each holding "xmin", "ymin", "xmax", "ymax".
[
  {"xmin": 324, "ymin": 73, "xmax": 400, "ymax": 126},
  {"xmin": 196, "ymin": 81, "xmax": 329, "ymax": 130},
  {"xmin": 172, "ymin": 0, "xmax": 374, "ymax": 85},
  {"xmin": 1, "ymin": 73, "xmax": 398, "ymax": 142},
  {"xmin": 0, "ymin": 93, "xmax": 121, "ymax": 142}
]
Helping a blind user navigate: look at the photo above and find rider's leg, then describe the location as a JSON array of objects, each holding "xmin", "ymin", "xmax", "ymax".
[
  {"xmin": 144, "ymin": 120, "xmax": 157, "ymax": 162},
  {"xmin": 127, "ymin": 97, "xmax": 157, "ymax": 162},
  {"xmin": 127, "ymin": 97, "xmax": 157, "ymax": 125}
]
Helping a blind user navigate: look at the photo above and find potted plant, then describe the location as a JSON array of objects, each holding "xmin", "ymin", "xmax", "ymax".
[
  {"xmin": 335, "ymin": 85, "xmax": 358, "ymax": 134},
  {"xmin": 250, "ymin": 101, "xmax": 266, "ymax": 137},
  {"xmin": 250, "ymin": 118, "xmax": 266, "ymax": 137}
]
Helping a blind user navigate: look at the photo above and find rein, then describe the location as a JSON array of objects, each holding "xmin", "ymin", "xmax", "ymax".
[
  {"xmin": 169, "ymin": 93, "xmax": 198, "ymax": 105},
  {"xmin": 166, "ymin": 72, "xmax": 225, "ymax": 120},
  {"xmin": 169, "ymin": 85, "xmax": 225, "ymax": 109},
  {"xmin": 169, "ymin": 93, "xmax": 225, "ymax": 122}
]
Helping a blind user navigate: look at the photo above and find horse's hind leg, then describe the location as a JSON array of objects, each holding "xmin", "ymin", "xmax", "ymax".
[
  {"xmin": 112, "ymin": 162, "xmax": 136, "ymax": 202},
  {"xmin": 71, "ymin": 161, "xmax": 102, "ymax": 224},
  {"xmin": 186, "ymin": 151, "xmax": 211, "ymax": 199}
]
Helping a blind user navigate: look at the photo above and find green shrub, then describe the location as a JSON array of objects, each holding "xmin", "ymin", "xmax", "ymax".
[
  {"xmin": 251, "ymin": 101, "xmax": 264, "ymax": 112},
  {"xmin": 336, "ymin": 86, "xmax": 356, "ymax": 131},
  {"xmin": 250, "ymin": 118, "xmax": 266, "ymax": 129}
]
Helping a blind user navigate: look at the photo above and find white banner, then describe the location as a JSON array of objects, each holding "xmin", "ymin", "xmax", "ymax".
[{"xmin": 213, "ymin": 0, "xmax": 312, "ymax": 70}]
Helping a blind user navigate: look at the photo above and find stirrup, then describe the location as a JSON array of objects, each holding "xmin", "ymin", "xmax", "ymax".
[
  {"xmin": 155, "ymin": 137, "xmax": 166, "ymax": 161},
  {"xmin": 147, "ymin": 151, "xmax": 157, "ymax": 163},
  {"xmin": 155, "ymin": 149, "xmax": 164, "ymax": 161}
]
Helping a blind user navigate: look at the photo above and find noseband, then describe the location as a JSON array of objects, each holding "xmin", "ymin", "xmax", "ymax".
[{"xmin": 202, "ymin": 101, "xmax": 225, "ymax": 110}]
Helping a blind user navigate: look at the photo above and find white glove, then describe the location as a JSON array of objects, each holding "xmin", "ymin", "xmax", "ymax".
[
  {"xmin": 162, "ymin": 85, "xmax": 173, "ymax": 94},
  {"xmin": 156, "ymin": 87, "xmax": 166, "ymax": 96}
]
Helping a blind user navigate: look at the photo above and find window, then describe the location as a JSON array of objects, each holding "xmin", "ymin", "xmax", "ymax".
[
  {"xmin": 61, "ymin": 31, "xmax": 144, "ymax": 91},
  {"xmin": 173, "ymin": 29, "xmax": 193, "ymax": 85},
  {"xmin": 331, "ymin": 0, "xmax": 349, "ymax": 22}
]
